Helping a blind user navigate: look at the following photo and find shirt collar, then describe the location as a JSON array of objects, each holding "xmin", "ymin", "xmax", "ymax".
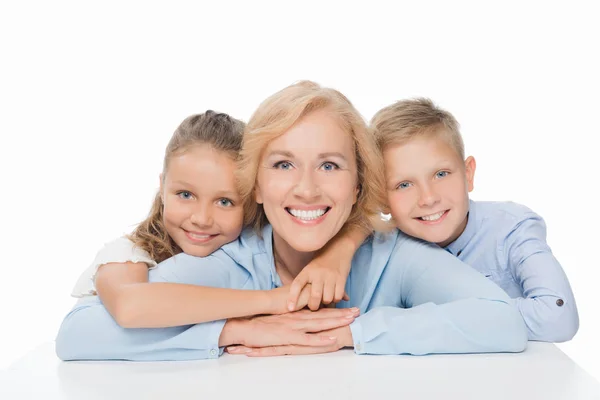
[
  {"xmin": 260, "ymin": 224, "xmax": 283, "ymax": 288},
  {"xmin": 444, "ymin": 199, "xmax": 477, "ymax": 256}
]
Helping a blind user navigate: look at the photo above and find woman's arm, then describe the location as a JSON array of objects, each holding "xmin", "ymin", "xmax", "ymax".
[
  {"xmin": 56, "ymin": 250, "xmax": 304, "ymax": 361},
  {"xmin": 347, "ymin": 235, "xmax": 528, "ymax": 355}
]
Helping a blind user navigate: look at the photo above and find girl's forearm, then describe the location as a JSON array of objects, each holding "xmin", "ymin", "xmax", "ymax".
[{"xmin": 111, "ymin": 283, "xmax": 285, "ymax": 328}]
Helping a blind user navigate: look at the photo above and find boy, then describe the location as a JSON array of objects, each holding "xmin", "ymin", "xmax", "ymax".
[{"xmin": 370, "ymin": 98, "xmax": 578, "ymax": 342}]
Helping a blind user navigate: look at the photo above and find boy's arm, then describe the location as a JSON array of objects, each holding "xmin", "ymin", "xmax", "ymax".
[
  {"xmin": 288, "ymin": 224, "xmax": 370, "ymax": 311},
  {"xmin": 504, "ymin": 213, "xmax": 579, "ymax": 342}
]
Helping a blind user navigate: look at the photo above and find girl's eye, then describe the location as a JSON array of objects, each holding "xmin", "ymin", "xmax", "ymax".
[
  {"xmin": 321, "ymin": 162, "xmax": 339, "ymax": 172},
  {"xmin": 436, "ymin": 171, "xmax": 449, "ymax": 179},
  {"xmin": 218, "ymin": 198, "xmax": 234, "ymax": 207},
  {"xmin": 177, "ymin": 191, "xmax": 193, "ymax": 200},
  {"xmin": 273, "ymin": 161, "xmax": 293, "ymax": 170},
  {"xmin": 396, "ymin": 182, "xmax": 412, "ymax": 190}
]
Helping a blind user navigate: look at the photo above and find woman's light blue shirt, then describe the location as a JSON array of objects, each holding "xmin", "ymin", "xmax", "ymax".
[{"xmin": 56, "ymin": 225, "xmax": 527, "ymax": 361}]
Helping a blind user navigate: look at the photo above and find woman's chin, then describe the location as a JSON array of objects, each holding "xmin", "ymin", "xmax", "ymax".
[{"xmin": 284, "ymin": 235, "xmax": 331, "ymax": 253}]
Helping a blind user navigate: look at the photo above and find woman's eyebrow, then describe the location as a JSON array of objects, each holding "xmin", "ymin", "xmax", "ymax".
[
  {"xmin": 318, "ymin": 152, "xmax": 347, "ymax": 161},
  {"xmin": 266, "ymin": 150, "xmax": 348, "ymax": 162},
  {"xmin": 266, "ymin": 150, "xmax": 295, "ymax": 158}
]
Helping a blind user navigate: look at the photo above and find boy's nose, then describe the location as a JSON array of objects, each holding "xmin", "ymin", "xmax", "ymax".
[{"xmin": 418, "ymin": 186, "xmax": 440, "ymax": 207}]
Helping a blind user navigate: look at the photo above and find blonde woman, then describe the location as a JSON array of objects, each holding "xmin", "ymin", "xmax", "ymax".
[{"xmin": 56, "ymin": 82, "xmax": 527, "ymax": 360}]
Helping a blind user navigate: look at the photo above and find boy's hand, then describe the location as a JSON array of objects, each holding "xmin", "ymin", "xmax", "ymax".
[{"xmin": 288, "ymin": 256, "xmax": 351, "ymax": 312}]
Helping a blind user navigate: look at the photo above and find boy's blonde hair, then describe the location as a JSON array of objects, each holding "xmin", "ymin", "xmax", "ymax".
[
  {"xmin": 371, "ymin": 98, "xmax": 465, "ymax": 160},
  {"xmin": 238, "ymin": 80, "xmax": 387, "ymax": 234},
  {"xmin": 129, "ymin": 111, "xmax": 245, "ymax": 263}
]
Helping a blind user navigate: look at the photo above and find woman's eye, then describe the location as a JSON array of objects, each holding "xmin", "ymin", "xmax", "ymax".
[
  {"xmin": 177, "ymin": 191, "xmax": 193, "ymax": 199},
  {"xmin": 436, "ymin": 171, "xmax": 449, "ymax": 178},
  {"xmin": 273, "ymin": 161, "xmax": 293, "ymax": 170},
  {"xmin": 321, "ymin": 162, "xmax": 339, "ymax": 171},
  {"xmin": 397, "ymin": 182, "xmax": 412, "ymax": 190},
  {"xmin": 218, "ymin": 198, "xmax": 234, "ymax": 207}
]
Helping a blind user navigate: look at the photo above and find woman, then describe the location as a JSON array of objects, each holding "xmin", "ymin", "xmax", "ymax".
[{"xmin": 56, "ymin": 81, "xmax": 527, "ymax": 360}]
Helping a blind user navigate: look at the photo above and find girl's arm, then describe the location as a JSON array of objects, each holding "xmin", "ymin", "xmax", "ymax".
[
  {"xmin": 56, "ymin": 251, "xmax": 309, "ymax": 361},
  {"xmin": 95, "ymin": 262, "xmax": 307, "ymax": 328}
]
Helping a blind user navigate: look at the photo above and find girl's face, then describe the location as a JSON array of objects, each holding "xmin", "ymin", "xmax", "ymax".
[
  {"xmin": 255, "ymin": 109, "xmax": 359, "ymax": 253},
  {"xmin": 161, "ymin": 144, "xmax": 244, "ymax": 257}
]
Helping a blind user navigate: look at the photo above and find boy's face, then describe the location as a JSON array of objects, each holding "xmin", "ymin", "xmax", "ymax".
[{"xmin": 383, "ymin": 134, "xmax": 475, "ymax": 248}]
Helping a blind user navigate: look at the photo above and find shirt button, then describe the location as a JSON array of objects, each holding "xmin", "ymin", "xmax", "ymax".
[
  {"xmin": 355, "ymin": 343, "xmax": 361, "ymax": 351},
  {"xmin": 556, "ymin": 299, "xmax": 564, "ymax": 307},
  {"xmin": 210, "ymin": 349, "xmax": 217, "ymax": 356}
]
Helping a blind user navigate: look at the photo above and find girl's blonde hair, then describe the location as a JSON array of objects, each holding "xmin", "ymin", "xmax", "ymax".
[
  {"xmin": 129, "ymin": 111, "xmax": 245, "ymax": 262},
  {"xmin": 238, "ymin": 80, "xmax": 387, "ymax": 235},
  {"xmin": 371, "ymin": 97, "xmax": 465, "ymax": 159}
]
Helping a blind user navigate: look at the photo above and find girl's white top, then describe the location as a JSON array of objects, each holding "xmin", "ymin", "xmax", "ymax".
[{"xmin": 71, "ymin": 237, "xmax": 158, "ymax": 298}]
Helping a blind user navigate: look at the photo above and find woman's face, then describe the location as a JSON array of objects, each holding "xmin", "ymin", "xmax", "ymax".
[{"xmin": 256, "ymin": 109, "xmax": 359, "ymax": 252}]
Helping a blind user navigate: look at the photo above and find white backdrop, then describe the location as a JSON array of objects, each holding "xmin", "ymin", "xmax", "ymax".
[{"xmin": 1, "ymin": 0, "xmax": 598, "ymax": 381}]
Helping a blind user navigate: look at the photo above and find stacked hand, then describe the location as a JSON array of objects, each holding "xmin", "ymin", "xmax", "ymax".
[{"xmin": 223, "ymin": 308, "xmax": 358, "ymax": 357}]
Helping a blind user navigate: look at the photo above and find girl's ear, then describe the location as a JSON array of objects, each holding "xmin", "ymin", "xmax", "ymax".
[
  {"xmin": 159, "ymin": 173, "xmax": 164, "ymax": 202},
  {"xmin": 255, "ymin": 184, "xmax": 263, "ymax": 204}
]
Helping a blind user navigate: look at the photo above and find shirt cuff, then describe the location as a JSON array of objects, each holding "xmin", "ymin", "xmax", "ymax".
[
  {"xmin": 349, "ymin": 320, "xmax": 365, "ymax": 354},
  {"xmin": 203, "ymin": 319, "xmax": 227, "ymax": 359}
]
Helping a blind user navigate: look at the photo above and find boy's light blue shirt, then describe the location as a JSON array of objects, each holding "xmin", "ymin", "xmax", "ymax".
[
  {"xmin": 56, "ymin": 225, "xmax": 527, "ymax": 361},
  {"xmin": 444, "ymin": 200, "xmax": 578, "ymax": 342}
]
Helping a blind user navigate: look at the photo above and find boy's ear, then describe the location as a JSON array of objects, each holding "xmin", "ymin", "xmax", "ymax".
[{"xmin": 464, "ymin": 156, "xmax": 476, "ymax": 192}]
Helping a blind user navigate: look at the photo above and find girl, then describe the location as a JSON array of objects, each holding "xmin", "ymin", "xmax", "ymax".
[{"xmin": 69, "ymin": 110, "xmax": 359, "ymax": 329}]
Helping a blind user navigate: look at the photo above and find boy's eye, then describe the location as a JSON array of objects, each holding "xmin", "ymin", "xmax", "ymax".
[
  {"xmin": 177, "ymin": 191, "xmax": 194, "ymax": 200},
  {"xmin": 321, "ymin": 162, "xmax": 339, "ymax": 172},
  {"xmin": 436, "ymin": 171, "xmax": 449, "ymax": 178},
  {"xmin": 218, "ymin": 198, "xmax": 234, "ymax": 207},
  {"xmin": 397, "ymin": 182, "xmax": 412, "ymax": 190},
  {"xmin": 273, "ymin": 161, "xmax": 293, "ymax": 170}
]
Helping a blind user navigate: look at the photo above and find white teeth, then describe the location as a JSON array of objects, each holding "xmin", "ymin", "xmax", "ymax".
[
  {"xmin": 420, "ymin": 211, "xmax": 445, "ymax": 221},
  {"xmin": 189, "ymin": 233, "xmax": 211, "ymax": 239},
  {"xmin": 288, "ymin": 208, "xmax": 327, "ymax": 220}
]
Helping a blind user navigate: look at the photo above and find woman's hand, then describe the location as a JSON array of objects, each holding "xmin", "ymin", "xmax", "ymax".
[
  {"xmin": 227, "ymin": 325, "xmax": 354, "ymax": 356},
  {"xmin": 219, "ymin": 308, "xmax": 359, "ymax": 349}
]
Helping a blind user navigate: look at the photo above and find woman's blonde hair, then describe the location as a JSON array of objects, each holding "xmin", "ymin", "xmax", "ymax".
[
  {"xmin": 128, "ymin": 111, "xmax": 245, "ymax": 263},
  {"xmin": 371, "ymin": 97, "xmax": 465, "ymax": 159},
  {"xmin": 238, "ymin": 80, "xmax": 387, "ymax": 235}
]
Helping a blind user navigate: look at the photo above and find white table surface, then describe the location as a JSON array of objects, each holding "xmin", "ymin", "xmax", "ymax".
[{"xmin": 2, "ymin": 342, "xmax": 600, "ymax": 400}]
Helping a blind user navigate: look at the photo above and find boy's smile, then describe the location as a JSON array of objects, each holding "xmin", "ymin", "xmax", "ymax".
[
  {"xmin": 383, "ymin": 134, "xmax": 475, "ymax": 248},
  {"xmin": 417, "ymin": 209, "xmax": 449, "ymax": 223}
]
